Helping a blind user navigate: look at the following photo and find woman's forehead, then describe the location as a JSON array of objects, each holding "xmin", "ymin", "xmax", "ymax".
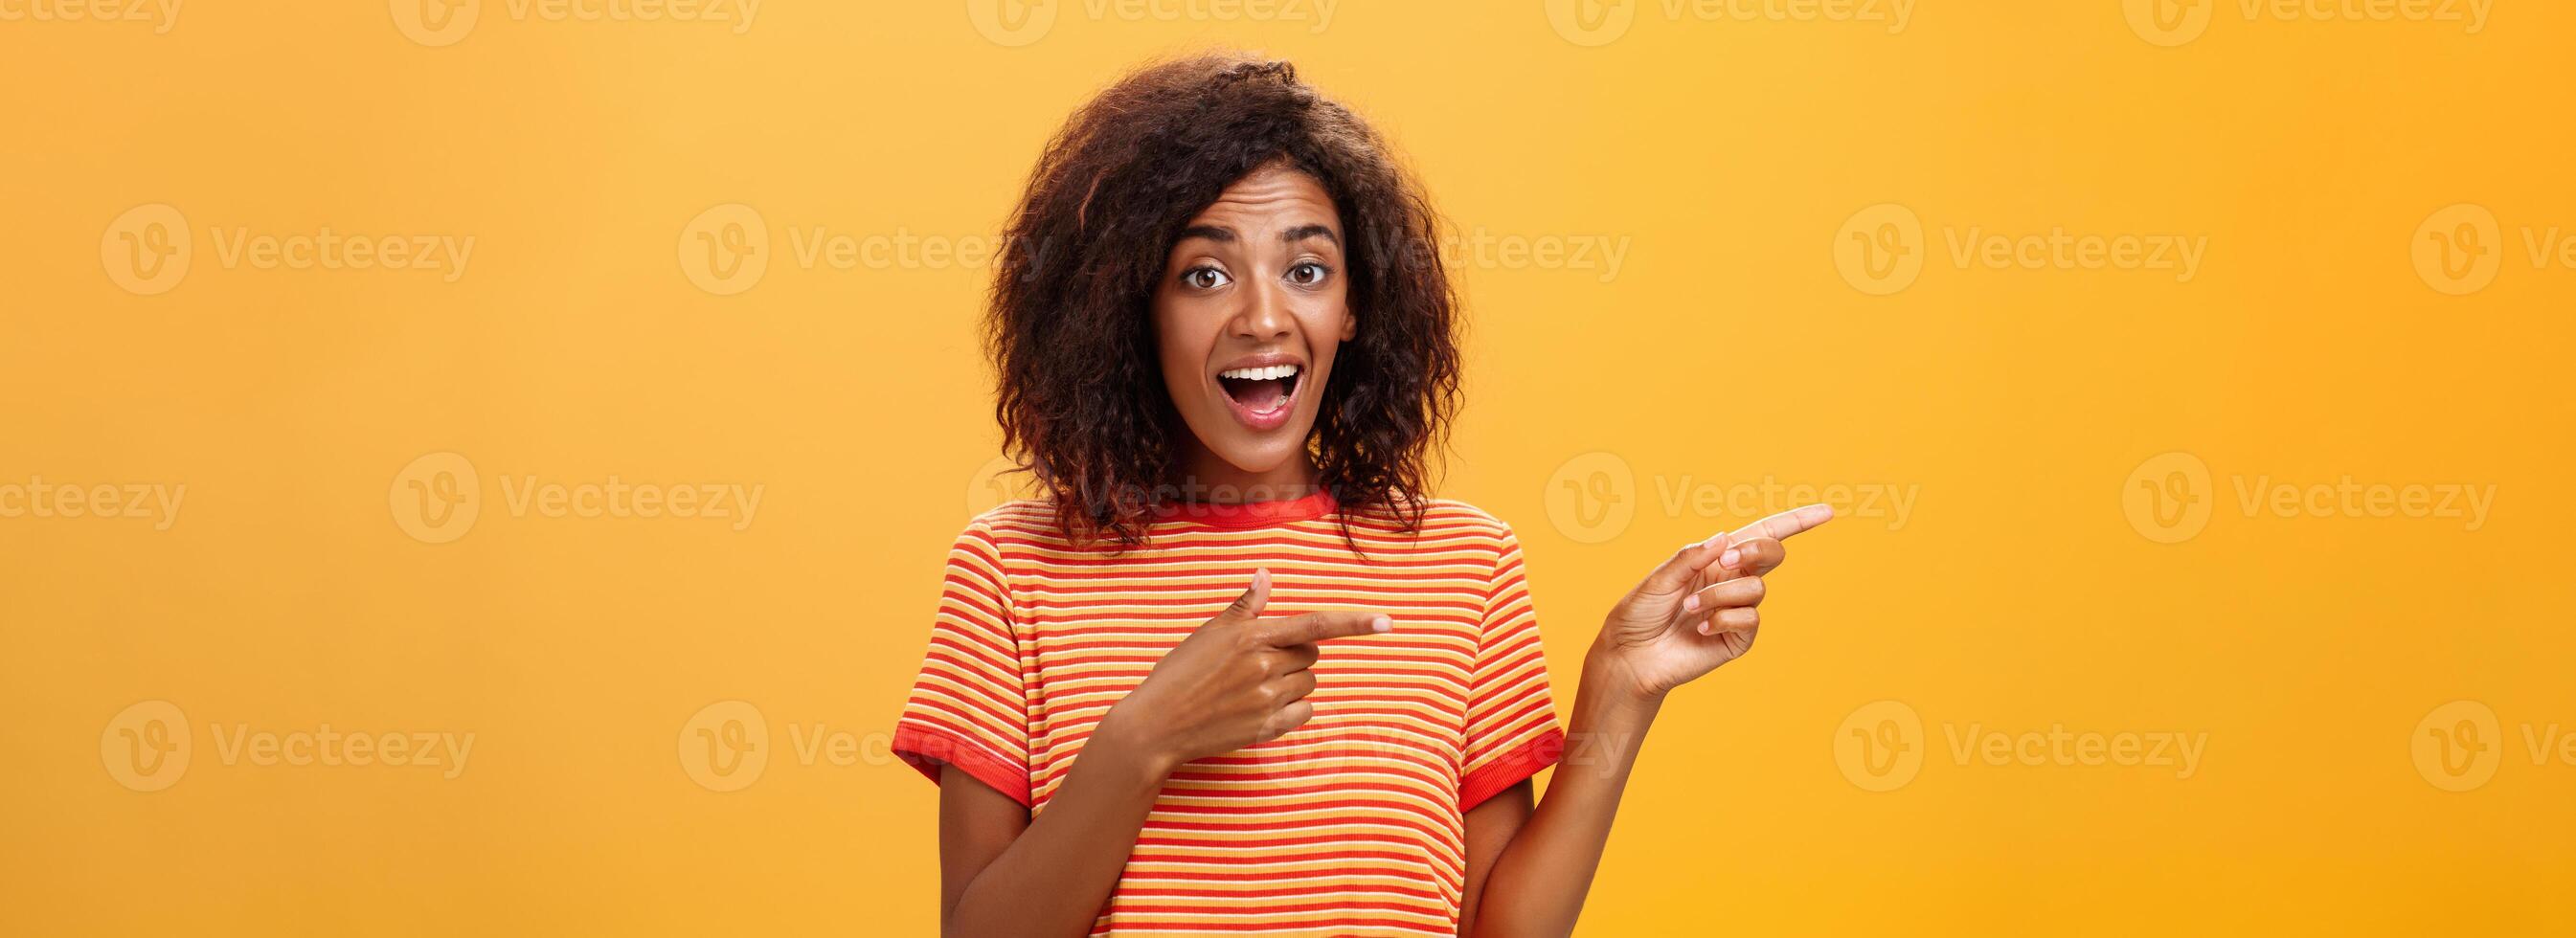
[{"xmin": 1186, "ymin": 167, "xmax": 1340, "ymax": 231}]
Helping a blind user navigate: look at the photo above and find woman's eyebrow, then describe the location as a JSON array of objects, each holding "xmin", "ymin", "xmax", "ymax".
[
  {"xmin": 1281, "ymin": 224, "xmax": 1339, "ymax": 247},
  {"xmin": 1176, "ymin": 223, "xmax": 1337, "ymax": 246}
]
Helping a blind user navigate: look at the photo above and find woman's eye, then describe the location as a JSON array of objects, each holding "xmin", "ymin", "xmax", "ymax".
[
  {"xmin": 1182, "ymin": 266, "xmax": 1232, "ymax": 290},
  {"xmin": 1287, "ymin": 261, "xmax": 1330, "ymax": 286}
]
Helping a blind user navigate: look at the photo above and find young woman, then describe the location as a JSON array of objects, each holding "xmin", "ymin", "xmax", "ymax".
[{"xmin": 893, "ymin": 53, "xmax": 1832, "ymax": 937}]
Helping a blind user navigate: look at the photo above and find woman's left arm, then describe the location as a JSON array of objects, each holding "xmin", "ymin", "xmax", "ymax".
[{"xmin": 1459, "ymin": 505, "xmax": 1835, "ymax": 938}]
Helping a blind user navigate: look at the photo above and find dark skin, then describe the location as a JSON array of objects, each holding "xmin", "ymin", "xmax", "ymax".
[{"xmin": 936, "ymin": 166, "xmax": 1833, "ymax": 937}]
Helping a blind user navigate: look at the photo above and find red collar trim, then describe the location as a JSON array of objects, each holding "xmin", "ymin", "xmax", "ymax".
[{"xmin": 1152, "ymin": 490, "xmax": 1338, "ymax": 528}]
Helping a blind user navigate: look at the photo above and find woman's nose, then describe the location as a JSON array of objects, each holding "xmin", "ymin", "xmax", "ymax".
[{"xmin": 1233, "ymin": 281, "xmax": 1295, "ymax": 340}]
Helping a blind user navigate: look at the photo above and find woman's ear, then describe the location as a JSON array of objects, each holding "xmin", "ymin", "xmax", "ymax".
[{"xmin": 1338, "ymin": 309, "xmax": 1358, "ymax": 342}]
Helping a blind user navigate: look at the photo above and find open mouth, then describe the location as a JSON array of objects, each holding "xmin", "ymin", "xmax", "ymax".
[{"xmin": 1216, "ymin": 363, "xmax": 1302, "ymax": 430}]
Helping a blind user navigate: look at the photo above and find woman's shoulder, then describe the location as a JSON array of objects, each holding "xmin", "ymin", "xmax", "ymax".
[
  {"xmin": 940, "ymin": 501, "xmax": 1073, "ymax": 556},
  {"xmin": 1377, "ymin": 495, "xmax": 1520, "ymax": 540},
  {"xmin": 960, "ymin": 499, "xmax": 1065, "ymax": 538}
]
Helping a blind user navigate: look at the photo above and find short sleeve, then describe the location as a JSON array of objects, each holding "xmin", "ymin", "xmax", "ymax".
[
  {"xmin": 892, "ymin": 518, "xmax": 1035, "ymax": 806},
  {"xmin": 1457, "ymin": 524, "xmax": 1567, "ymax": 811}
]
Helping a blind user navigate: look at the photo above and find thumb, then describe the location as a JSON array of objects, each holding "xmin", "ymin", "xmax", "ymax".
[{"xmin": 1219, "ymin": 568, "xmax": 1272, "ymax": 623}]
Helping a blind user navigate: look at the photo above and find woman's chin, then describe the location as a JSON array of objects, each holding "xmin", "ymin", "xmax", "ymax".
[{"xmin": 1206, "ymin": 448, "xmax": 1299, "ymax": 478}]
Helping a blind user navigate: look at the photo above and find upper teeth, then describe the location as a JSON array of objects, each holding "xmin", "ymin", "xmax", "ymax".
[{"xmin": 1221, "ymin": 365, "xmax": 1299, "ymax": 381}]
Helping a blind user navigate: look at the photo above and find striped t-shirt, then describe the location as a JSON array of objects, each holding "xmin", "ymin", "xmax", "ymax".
[{"xmin": 893, "ymin": 493, "xmax": 1565, "ymax": 936}]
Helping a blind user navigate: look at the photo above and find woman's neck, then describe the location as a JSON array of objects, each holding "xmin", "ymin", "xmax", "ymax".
[{"xmin": 1169, "ymin": 441, "xmax": 1322, "ymax": 505}]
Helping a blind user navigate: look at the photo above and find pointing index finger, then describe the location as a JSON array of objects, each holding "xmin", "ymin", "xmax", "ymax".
[
  {"xmin": 1727, "ymin": 503, "xmax": 1836, "ymax": 545},
  {"xmin": 1257, "ymin": 611, "xmax": 1393, "ymax": 646}
]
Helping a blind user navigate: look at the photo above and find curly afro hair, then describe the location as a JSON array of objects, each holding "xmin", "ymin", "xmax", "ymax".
[{"xmin": 986, "ymin": 51, "xmax": 1462, "ymax": 547}]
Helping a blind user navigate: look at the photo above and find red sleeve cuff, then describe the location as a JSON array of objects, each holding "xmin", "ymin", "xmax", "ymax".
[
  {"xmin": 1458, "ymin": 726, "xmax": 1566, "ymax": 811},
  {"xmin": 893, "ymin": 724, "xmax": 1032, "ymax": 808}
]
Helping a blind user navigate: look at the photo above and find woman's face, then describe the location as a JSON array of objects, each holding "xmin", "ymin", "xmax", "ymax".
[{"xmin": 1152, "ymin": 164, "xmax": 1356, "ymax": 489}]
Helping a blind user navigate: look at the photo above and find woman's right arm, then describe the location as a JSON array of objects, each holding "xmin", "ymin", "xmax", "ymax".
[
  {"xmin": 937, "ymin": 721, "xmax": 1172, "ymax": 938},
  {"xmin": 934, "ymin": 569, "xmax": 1390, "ymax": 937}
]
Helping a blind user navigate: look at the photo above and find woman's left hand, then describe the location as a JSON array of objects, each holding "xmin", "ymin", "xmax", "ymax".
[{"xmin": 1593, "ymin": 504, "xmax": 1835, "ymax": 701}]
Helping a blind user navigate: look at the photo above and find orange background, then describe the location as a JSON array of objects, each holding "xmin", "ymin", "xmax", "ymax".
[{"xmin": 5, "ymin": 1, "xmax": 2572, "ymax": 934}]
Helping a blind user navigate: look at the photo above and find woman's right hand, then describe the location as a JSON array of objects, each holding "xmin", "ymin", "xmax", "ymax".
[{"xmin": 1098, "ymin": 569, "xmax": 1391, "ymax": 775}]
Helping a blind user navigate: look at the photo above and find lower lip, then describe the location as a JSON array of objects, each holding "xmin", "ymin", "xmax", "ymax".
[{"xmin": 1220, "ymin": 379, "xmax": 1298, "ymax": 432}]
